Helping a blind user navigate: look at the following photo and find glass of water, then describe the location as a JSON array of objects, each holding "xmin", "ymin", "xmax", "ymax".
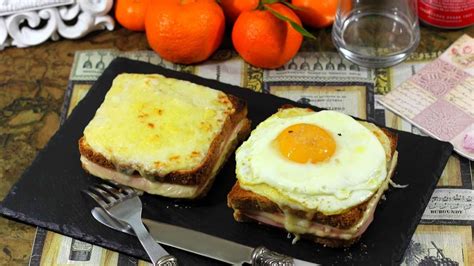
[{"xmin": 332, "ymin": 0, "xmax": 420, "ymax": 68}]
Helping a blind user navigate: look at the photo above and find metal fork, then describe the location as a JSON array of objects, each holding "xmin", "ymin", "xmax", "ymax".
[{"xmin": 83, "ymin": 183, "xmax": 178, "ymax": 266}]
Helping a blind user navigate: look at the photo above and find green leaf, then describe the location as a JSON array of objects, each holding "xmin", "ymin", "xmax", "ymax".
[
  {"xmin": 261, "ymin": 0, "xmax": 303, "ymax": 11},
  {"xmin": 262, "ymin": 0, "xmax": 280, "ymax": 4},
  {"xmin": 280, "ymin": 1, "xmax": 303, "ymax": 11},
  {"xmin": 265, "ymin": 5, "xmax": 316, "ymax": 39}
]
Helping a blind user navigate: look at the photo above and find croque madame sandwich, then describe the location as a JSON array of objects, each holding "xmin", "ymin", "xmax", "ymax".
[
  {"xmin": 79, "ymin": 73, "xmax": 251, "ymax": 199},
  {"xmin": 227, "ymin": 107, "xmax": 398, "ymax": 247}
]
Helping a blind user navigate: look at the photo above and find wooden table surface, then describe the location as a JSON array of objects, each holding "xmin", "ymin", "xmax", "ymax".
[{"xmin": 1, "ymin": 25, "xmax": 473, "ymax": 264}]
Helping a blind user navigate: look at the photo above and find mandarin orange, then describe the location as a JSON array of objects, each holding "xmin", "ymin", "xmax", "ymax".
[
  {"xmin": 145, "ymin": 0, "xmax": 225, "ymax": 64},
  {"xmin": 291, "ymin": 0, "xmax": 338, "ymax": 28},
  {"xmin": 232, "ymin": 3, "xmax": 303, "ymax": 69},
  {"xmin": 115, "ymin": 0, "xmax": 150, "ymax": 31},
  {"xmin": 220, "ymin": 0, "xmax": 259, "ymax": 24}
]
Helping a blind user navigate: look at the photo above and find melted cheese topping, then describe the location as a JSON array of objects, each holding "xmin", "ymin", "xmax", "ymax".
[{"xmin": 83, "ymin": 73, "xmax": 234, "ymax": 176}]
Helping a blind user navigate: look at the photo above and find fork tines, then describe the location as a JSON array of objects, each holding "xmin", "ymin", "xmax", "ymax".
[{"xmin": 83, "ymin": 182, "xmax": 137, "ymax": 209}]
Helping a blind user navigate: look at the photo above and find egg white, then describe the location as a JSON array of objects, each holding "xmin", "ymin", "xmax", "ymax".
[{"xmin": 236, "ymin": 109, "xmax": 387, "ymax": 215}]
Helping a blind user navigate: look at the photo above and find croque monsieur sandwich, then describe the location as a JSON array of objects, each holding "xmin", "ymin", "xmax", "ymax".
[
  {"xmin": 227, "ymin": 107, "xmax": 398, "ymax": 247},
  {"xmin": 79, "ymin": 73, "xmax": 251, "ymax": 199}
]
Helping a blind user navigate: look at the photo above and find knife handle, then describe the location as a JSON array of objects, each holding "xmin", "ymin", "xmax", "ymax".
[
  {"xmin": 251, "ymin": 246, "xmax": 295, "ymax": 266},
  {"xmin": 251, "ymin": 246, "xmax": 317, "ymax": 266},
  {"xmin": 156, "ymin": 255, "xmax": 178, "ymax": 266}
]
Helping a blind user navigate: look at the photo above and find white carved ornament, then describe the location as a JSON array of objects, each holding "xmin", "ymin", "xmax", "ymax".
[{"xmin": 0, "ymin": 0, "xmax": 115, "ymax": 50}]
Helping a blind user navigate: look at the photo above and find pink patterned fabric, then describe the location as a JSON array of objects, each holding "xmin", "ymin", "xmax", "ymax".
[
  {"xmin": 463, "ymin": 129, "xmax": 474, "ymax": 152},
  {"xmin": 413, "ymin": 99, "xmax": 474, "ymax": 141},
  {"xmin": 379, "ymin": 35, "xmax": 474, "ymax": 159},
  {"xmin": 411, "ymin": 60, "xmax": 469, "ymax": 97}
]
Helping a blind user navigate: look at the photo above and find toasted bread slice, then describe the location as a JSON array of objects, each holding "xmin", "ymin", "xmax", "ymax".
[
  {"xmin": 227, "ymin": 109, "xmax": 398, "ymax": 247},
  {"xmin": 79, "ymin": 73, "xmax": 251, "ymax": 199}
]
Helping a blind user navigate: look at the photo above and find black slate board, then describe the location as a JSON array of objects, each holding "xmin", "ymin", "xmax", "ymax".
[{"xmin": 0, "ymin": 58, "xmax": 453, "ymax": 265}]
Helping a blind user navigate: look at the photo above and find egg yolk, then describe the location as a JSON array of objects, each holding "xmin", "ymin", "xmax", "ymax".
[{"xmin": 276, "ymin": 123, "xmax": 336, "ymax": 163}]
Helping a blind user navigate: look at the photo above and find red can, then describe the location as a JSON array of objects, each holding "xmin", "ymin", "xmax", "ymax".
[{"xmin": 418, "ymin": 0, "xmax": 474, "ymax": 29}]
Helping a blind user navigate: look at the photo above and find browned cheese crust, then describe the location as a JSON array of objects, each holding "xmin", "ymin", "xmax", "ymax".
[
  {"xmin": 79, "ymin": 93, "xmax": 251, "ymax": 188},
  {"xmin": 227, "ymin": 119, "xmax": 398, "ymax": 247}
]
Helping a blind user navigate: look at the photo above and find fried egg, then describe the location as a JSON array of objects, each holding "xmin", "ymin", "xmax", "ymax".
[{"xmin": 236, "ymin": 108, "xmax": 387, "ymax": 215}]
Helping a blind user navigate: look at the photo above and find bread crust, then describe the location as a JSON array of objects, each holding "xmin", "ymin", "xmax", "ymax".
[
  {"xmin": 79, "ymin": 93, "xmax": 250, "ymax": 188},
  {"xmin": 227, "ymin": 117, "xmax": 398, "ymax": 247}
]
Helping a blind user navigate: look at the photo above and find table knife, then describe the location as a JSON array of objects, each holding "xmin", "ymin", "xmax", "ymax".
[{"xmin": 92, "ymin": 207, "xmax": 317, "ymax": 265}]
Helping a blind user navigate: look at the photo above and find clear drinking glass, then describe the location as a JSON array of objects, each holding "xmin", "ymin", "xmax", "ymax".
[{"xmin": 332, "ymin": 0, "xmax": 420, "ymax": 68}]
